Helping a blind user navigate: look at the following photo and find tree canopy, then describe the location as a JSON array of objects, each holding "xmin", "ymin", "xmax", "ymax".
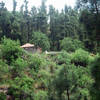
[{"xmin": 0, "ymin": 0, "xmax": 100, "ymax": 99}]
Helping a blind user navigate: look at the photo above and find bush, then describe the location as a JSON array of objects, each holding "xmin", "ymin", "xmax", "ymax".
[
  {"xmin": 30, "ymin": 32, "xmax": 50, "ymax": 51},
  {"xmin": 52, "ymin": 60, "xmax": 93, "ymax": 100},
  {"xmin": 0, "ymin": 60, "xmax": 9, "ymax": 81},
  {"xmin": 34, "ymin": 90, "xmax": 48, "ymax": 100},
  {"xmin": 8, "ymin": 76, "xmax": 34, "ymax": 100},
  {"xmin": 0, "ymin": 93, "xmax": 6, "ymax": 100},
  {"xmin": 71, "ymin": 49, "xmax": 89, "ymax": 67},
  {"xmin": 28, "ymin": 54, "xmax": 42, "ymax": 73},
  {"xmin": 60, "ymin": 37, "xmax": 85, "ymax": 52},
  {"xmin": 38, "ymin": 70, "xmax": 51, "ymax": 88},
  {"xmin": 11, "ymin": 57, "xmax": 28, "ymax": 78},
  {"xmin": 90, "ymin": 55, "xmax": 100, "ymax": 100},
  {"xmin": 53, "ymin": 51, "xmax": 71, "ymax": 65},
  {"xmin": 0, "ymin": 45, "xmax": 2, "ymax": 59},
  {"xmin": 1, "ymin": 37, "xmax": 23, "ymax": 65}
]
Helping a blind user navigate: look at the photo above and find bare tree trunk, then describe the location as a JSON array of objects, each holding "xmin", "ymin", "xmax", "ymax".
[
  {"xmin": 67, "ymin": 88, "xmax": 70, "ymax": 100},
  {"xmin": 94, "ymin": 0, "xmax": 99, "ymax": 15}
]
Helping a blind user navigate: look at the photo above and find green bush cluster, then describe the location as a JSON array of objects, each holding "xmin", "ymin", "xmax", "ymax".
[
  {"xmin": 34, "ymin": 90, "xmax": 48, "ymax": 100},
  {"xmin": 53, "ymin": 51, "xmax": 71, "ymax": 65},
  {"xmin": 60, "ymin": 37, "xmax": 85, "ymax": 52},
  {"xmin": 28, "ymin": 54, "xmax": 42, "ymax": 73},
  {"xmin": 0, "ymin": 38, "xmax": 98, "ymax": 100},
  {"xmin": 90, "ymin": 55, "xmax": 100, "ymax": 100},
  {"xmin": 71, "ymin": 49, "xmax": 89, "ymax": 67},
  {"xmin": 49, "ymin": 50, "xmax": 94, "ymax": 100},
  {"xmin": 0, "ymin": 93, "xmax": 6, "ymax": 100},
  {"xmin": 1, "ymin": 37, "xmax": 23, "ymax": 65}
]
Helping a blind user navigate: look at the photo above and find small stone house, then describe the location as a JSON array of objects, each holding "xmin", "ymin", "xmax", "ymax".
[{"xmin": 21, "ymin": 43, "xmax": 42, "ymax": 53}]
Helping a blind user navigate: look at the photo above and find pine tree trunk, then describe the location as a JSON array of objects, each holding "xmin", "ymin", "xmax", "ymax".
[{"xmin": 67, "ymin": 88, "xmax": 70, "ymax": 100}]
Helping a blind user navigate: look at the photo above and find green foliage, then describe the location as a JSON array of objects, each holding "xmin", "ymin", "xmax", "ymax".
[
  {"xmin": 11, "ymin": 57, "xmax": 28, "ymax": 77},
  {"xmin": 0, "ymin": 37, "xmax": 96, "ymax": 100},
  {"xmin": 76, "ymin": 0, "xmax": 100, "ymax": 52},
  {"xmin": 0, "ymin": 0, "xmax": 99, "ymax": 51},
  {"xmin": 0, "ymin": 59, "xmax": 10, "ymax": 84},
  {"xmin": 1, "ymin": 37, "xmax": 22, "ymax": 65},
  {"xmin": 28, "ymin": 54, "xmax": 42, "ymax": 73},
  {"xmin": 38, "ymin": 69, "xmax": 51, "ymax": 88},
  {"xmin": 0, "ymin": 93, "xmax": 6, "ymax": 100},
  {"xmin": 0, "ymin": 0, "xmax": 99, "ymax": 99},
  {"xmin": 60, "ymin": 37, "xmax": 84, "ymax": 52},
  {"xmin": 52, "ymin": 64, "xmax": 93, "ymax": 100},
  {"xmin": 91, "ymin": 56, "xmax": 100, "ymax": 83},
  {"xmin": 53, "ymin": 51, "xmax": 71, "ymax": 65},
  {"xmin": 31, "ymin": 32, "xmax": 50, "ymax": 51},
  {"xmin": 54, "ymin": 65, "xmax": 78, "ymax": 91},
  {"xmin": 34, "ymin": 90, "xmax": 48, "ymax": 100},
  {"xmin": 76, "ymin": 67, "xmax": 94, "ymax": 99},
  {"xmin": 0, "ymin": 46, "xmax": 2, "ymax": 58},
  {"xmin": 0, "ymin": 60, "xmax": 9, "ymax": 79},
  {"xmin": 49, "ymin": 50, "xmax": 93, "ymax": 100},
  {"xmin": 12, "ymin": 57, "xmax": 27, "ymax": 69},
  {"xmin": 8, "ymin": 75, "xmax": 34, "ymax": 100},
  {"xmin": 90, "ymin": 55, "xmax": 100, "ymax": 100},
  {"xmin": 71, "ymin": 49, "xmax": 89, "ymax": 67},
  {"xmin": 49, "ymin": 6, "xmax": 82, "ymax": 50}
]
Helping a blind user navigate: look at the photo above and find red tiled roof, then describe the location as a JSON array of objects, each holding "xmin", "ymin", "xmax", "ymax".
[{"xmin": 21, "ymin": 43, "xmax": 34, "ymax": 48}]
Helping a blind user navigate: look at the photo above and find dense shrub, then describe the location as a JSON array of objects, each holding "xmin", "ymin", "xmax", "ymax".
[
  {"xmin": 0, "ymin": 93, "xmax": 6, "ymax": 100},
  {"xmin": 28, "ymin": 54, "xmax": 42, "ymax": 73},
  {"xmin": 52, "ymin": 63, "xmax": 93, "ymax": 100},
  {"xmin": 37, "ymin": 70, "xmax": 51, "ymax": 88},
  {"xmin": 11, "ymin": 57, "xmax": 28, "ymax": 78},
  {"xmin": 0, "ymin": 46, "xmax": 2, "ymax": 59},
  {"xmin": 0, "ymin": 60, "xmax": 9, "ymax": 83},
  {"xmin": 34, "ymin": 90, "xmax": 48, "ymax": 100},
  {"xmin": 1, "ymin": 37, "xmax": 23, "ymax": 65},
  {"xmin": 53, "ymin": 51, "xmax": 71, "ymax": 65},
  {"xmin": 60, "ymin": 37, "xmax": 85, "ymax": 52},
  {"xmin": 90, "ymin": 55, "xmax": 100, "ymax": 100},
  {"xmin": 8, "ymin": 76, "xmax": 34, "ymax": 100},
  {"xmin": 0, "ymin": 38, "xmax": 96, "ymax": 100},
  {"xmin": 71, "ymin": 49, "xmax": 89, "ymax": 67}
]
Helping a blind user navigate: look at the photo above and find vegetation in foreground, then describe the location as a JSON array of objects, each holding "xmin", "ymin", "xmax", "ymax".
[
  {"xmin": 0, "ymin": 38, "xmax": 99, "ymax": 100},
  {"xmin": 0, "ymin": 0, "xmax": 100, "ymax": 99}
]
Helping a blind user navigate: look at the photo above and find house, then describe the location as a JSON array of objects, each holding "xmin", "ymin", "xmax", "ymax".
[{"xmin": 21, "ymin": 43, "xmax": 42, "ymax": 53}]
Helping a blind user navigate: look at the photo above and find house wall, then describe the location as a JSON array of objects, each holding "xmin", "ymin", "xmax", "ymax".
[{"xmin": 24, "ymin": 47, "xmax": 37, "ymax": 53}]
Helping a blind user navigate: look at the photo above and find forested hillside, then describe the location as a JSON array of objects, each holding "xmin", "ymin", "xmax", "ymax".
[{"xmin": 0, "ymin": 0, "xmax": 100, "ymax": 100}]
